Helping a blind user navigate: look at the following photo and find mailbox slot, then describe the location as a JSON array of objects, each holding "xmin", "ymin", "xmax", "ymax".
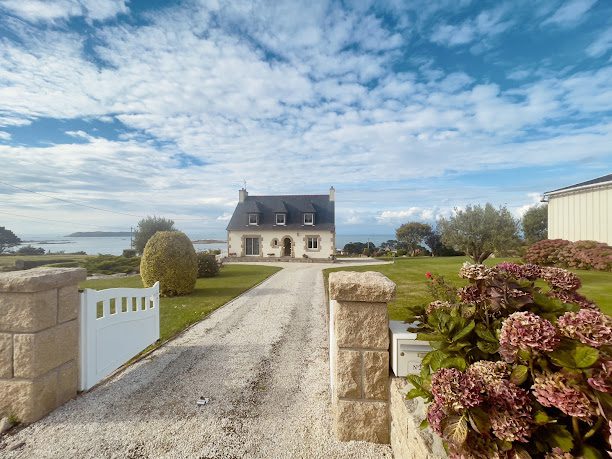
[{"xmin": 389, "ymin": 320, "xmax": 431, "ymax": 377}]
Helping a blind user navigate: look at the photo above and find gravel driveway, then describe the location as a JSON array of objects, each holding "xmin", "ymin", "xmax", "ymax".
[{"xmin": 2, "ymin": 262, "xmax": 392, "ymax": 458}]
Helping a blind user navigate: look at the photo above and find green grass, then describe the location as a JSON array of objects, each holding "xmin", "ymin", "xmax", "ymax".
[
  {"xmin": 324, "ymin": 256, "xmax": 612, "ymax": 320},
  {"xmin": 80, "ymin": 264, "xmax": 282, "ymax": 344},
  {"xmin": 0, "ymin": 254, "xmax": 90, "ymax": 271}
]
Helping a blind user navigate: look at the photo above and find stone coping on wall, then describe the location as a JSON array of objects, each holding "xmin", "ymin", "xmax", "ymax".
[
  {"xmin": 329, "ymin": 271, "xmax": 396, "ymax": 303},
  {"xmin": 390, "ymin": 377, "xmax": 446, "ymax": 459},
  {"xmin": 0, "ymin": 267, "xmax": 87, "ymax": 293}
]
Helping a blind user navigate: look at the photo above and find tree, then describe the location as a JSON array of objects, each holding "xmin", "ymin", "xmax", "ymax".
[
  {"xmin": 522, "ymin": 204, "xmax": 548, "ymax": 244},
  {"xmin": 343, "ymin": 241, "xmax": 376, "ymax": 255},
  {"xmin": 0, "ymin": 226, "xmax": 21, "ymax": 254},
  {"xmin": 133, "ymin": 216, "xmax": 176, "ymax": 254},
  {"xmin": 438, "ymin": 204, "xmax": 520, "ymax": 263},
  {"xmin": 424, "ymin": 229, "xmax": 463, "ymax": 257},
  {"xmin": 395, "ymin": 222, "xmax": 433, "ymax": 256}
]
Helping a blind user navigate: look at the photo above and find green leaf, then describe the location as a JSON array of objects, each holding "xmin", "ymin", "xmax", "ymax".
[
  {"xmin": 573, "ymin": 345, "xmax": 600, "ymax": 369},
  {"xmin": 451, "ymin": 320, "xmax": 475, "ymax": 342},
  {"xmin": 407, "ymin": 387, "xmax": 429, "ymax": 399},
  {"xmin": 468, "ymin": 407, "xmax": 490, "ymax": 434},
  {"xmin": 441, "ymin": 356, "xmax": 467, "ymax": 371},
  {"xmin": 475, "ymin": 323, "xmax": 498, "ymax": 342},
  {"xmin": 427, "ymin": 350, "xmax": 448, "ymax": 372},
  {"xmin": 442, "ymin": 415, "xmax": 468, "ymax": 445},
  {"xmin": 416, "ymin": 332, "xmax": 444, "ymax": 342},
  {"xmin": 546, "ymin": 424, "xmax": 574, "ymax": 452},
  {"xmin": 477, "ymin": 340, "xmax": 499, "ymax": 354},
  {"xmin": 550, "ymin": 342, "xmax": 599, "ymax": 369},
  {"xmin": 419, "ymin": 418, "xmax": 429, "ymax": 430},
  {"xmin": 510, "ymin": 365, "xmax": 529, "ymax": 385},
  {"xmin": 533, "ymin": 410, "xmax": 550, "ymax": 425},
  {"xmin": 581, "ymin": 445, "xmax": 604, "ymax": 459}
]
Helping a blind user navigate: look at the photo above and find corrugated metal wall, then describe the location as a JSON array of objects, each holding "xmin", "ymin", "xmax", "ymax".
[{"xmin": 548, "ymin": 186, "xmax": 612, "ymax": 244}]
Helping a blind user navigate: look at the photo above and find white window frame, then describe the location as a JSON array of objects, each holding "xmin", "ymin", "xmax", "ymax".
[
  {"xmin": 275, "ymin": 213, "xmax": 286, "ymax": 225},
  {"xmin": 245, "ymin": 237, "xmax": 260, "ymax": 255},
  {"xmin": 248, "ymin": 214, "xmax": 258, "ymax": 225},
  {"xmin": 303, "ymin": 213, "xmax": 314, "ymax": 225},
  {"xmin": 307, "ymin": 236, "xmax": 318, "ymax": 250}
]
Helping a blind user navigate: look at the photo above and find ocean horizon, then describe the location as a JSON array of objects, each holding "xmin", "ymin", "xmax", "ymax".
[{"xmin": 16, "ymin": 233, "xmax": 396, "ymax": 256}]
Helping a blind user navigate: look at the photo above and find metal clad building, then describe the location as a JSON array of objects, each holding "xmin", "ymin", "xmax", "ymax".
[{"xmin": 544, "ymin": 174, "xmax": 612, "ymax": 245}]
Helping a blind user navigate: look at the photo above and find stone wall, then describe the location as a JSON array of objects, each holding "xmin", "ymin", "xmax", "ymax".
[
  {"xmin": 329, "ymin": 271, "xmax": 395, "ymax": 443},
  {"xmin": 0, "ymin": 267, "xmax": 87, "ymax": 423},
  {"xmin": 390, "ymin": 377, "xmax": 446, "ymax": 459}
]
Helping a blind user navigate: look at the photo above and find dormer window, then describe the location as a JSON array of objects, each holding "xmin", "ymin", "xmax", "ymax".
[
  {"xmin": 248, "ymin": 213, "xmax": 259, "ymax": 225},
  {"xmin": 276, "ymin": 213, "xmax": 286, "ymax": 225},
  {"xmin": 304, "ymin": 213, "xmax": 314, "ymax": 225}
]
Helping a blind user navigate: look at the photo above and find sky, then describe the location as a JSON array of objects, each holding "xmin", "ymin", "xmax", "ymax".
[{"xmin": 0, "ymin": 0, "xmax": 611, "ymax": 237}]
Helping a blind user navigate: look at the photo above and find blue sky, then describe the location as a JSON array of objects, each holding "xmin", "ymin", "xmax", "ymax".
[{"xmin": 0, "ymin": 0, "xmax": 611, "ymax": 237}]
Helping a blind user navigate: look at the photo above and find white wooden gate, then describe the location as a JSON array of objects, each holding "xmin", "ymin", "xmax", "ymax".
[{"xmin": 79, "ymin": 282, "xmax": 160, "ymax": 391}]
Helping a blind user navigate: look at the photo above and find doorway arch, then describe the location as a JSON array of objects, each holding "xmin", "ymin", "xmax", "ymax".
[{"xmin": 282, "ymin": 237, "xmax": 293, "ymax": 257}]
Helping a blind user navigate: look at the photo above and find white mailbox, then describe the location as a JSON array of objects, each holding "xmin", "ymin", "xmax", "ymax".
[{"xmin": 389, "ymin": 320, "xmax": 431, "ymax": 377}]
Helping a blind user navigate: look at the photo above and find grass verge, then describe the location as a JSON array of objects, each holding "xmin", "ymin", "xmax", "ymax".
[
  {"xmin": 323, "ymin": 256, "xmax": 612, "ymax": 320},
  {"xmin": 80, "ymin": 264, "xmax": 282, "ymax": 344}
]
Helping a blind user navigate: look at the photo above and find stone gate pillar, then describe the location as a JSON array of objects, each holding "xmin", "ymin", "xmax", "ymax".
[
  {"xmin": 0, "ymin": 267, "xmax": 87, "ymax": 423},
  {"xmin": 329, "ymin": 271, "xmax": 395, "ymax": 443}
]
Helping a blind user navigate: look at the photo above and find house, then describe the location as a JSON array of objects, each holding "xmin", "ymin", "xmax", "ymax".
[
  {"xmin": 226, "ymin": 187, "xmax": 336, "ymax": 260},
  {"xmin": 543, "ymin": 173, "xmax": 612, "ymax": 245}
]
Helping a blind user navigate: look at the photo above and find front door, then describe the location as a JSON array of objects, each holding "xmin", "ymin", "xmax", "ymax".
[{"xmin": 283, "ymin": 238, "xmax": 292, "ymax": 257}]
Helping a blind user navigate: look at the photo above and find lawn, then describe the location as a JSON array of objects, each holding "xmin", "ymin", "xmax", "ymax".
[
  {"xmin": 0, "ymin": 254, "xmax": 90, "ymax": 271},
  {"xmin": 324, "ymin": 256, "xmax": 612, "ymax": 320},
  {"xmin": 80, "ymin": 264, "xmax": 282, "ymax": 344}
]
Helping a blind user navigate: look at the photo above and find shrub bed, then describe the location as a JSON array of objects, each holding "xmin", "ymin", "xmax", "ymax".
[
  {"xmin": 196, "ymin": 252, "xmax": 220, "ymax": 278},
  {"xmin": 405, "ymin": 262, "xmax": 611, "ymax": 458},
  {"xmin": 524, "ymin": 239, "xmax": 612, "ymax": 271}
]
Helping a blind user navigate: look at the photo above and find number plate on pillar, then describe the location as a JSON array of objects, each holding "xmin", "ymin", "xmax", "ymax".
[{"xmin": 389, "ymin": 320, "xmax": 431, "ymax": 377}]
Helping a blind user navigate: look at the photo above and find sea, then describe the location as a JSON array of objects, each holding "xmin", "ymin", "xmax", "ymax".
[{"xmin": 17, "ymin": 234, "xmax": 395, "ymax": 256}]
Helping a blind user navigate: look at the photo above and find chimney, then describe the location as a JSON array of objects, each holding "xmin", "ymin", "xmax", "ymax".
[
  {"xmin": 329, "ymin": 186, "xmax": 335, "ymax": 202},
  {"xmin": 239, "ymin": 188, "xmax": 248, "ymax": 203}
]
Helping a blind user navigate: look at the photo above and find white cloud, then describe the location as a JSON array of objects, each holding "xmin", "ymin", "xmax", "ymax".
[
  {"xmin": 587, "ymin": 26, "xmax": 612, "ymax": 57},
  {"xmin": 430, "ymin": 6, "xmax": 513, "ymax": 47},
  {"xmin": 0, "ymin": 0, "xmax": 129, "ymax": 23},
  {"xmin": 0, "ymin": 131, "xmax": 11, "ymax": 140},
  {"xmin": 542, "ymin": 0, "xmax": 597, "ymax": 28},
  {"xmin": 516, "ymin": 193, "xmax": 545, "ymax": 218}
]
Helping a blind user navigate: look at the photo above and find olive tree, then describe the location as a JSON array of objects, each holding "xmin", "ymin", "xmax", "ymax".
[
  {"xmin": 396, "ymin": 222, "xmax": 433, "ymax": 256},
  {"xmin": 133, "ymin": 216, "xmax": 176, "ymax": 254},
  {"xmin": 0, "ymin": 226, "xmax": 21, "ymax": 254},
  {"xmin": 438, "ymin": 204, "xmax": 520, "ymax": 263},
  {"xmin": 522, "ymin": 204, "xmax": 548, "ymax": 244}
]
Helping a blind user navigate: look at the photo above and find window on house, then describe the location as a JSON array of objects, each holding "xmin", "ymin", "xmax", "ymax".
[
  {"xmin": 304, "ymin": 213, "xmax": 314, "ymax": 225},
  {"xmin": 248, "ymin": 214, "xmax": 258, "ymax": 225},
  {"xmin": 307, "ymin": 236, "xmax": 318, "ymax": 249},
  {"xmin": 276, "ymin": 213, "xmax": 286, "ymax": 225},
  {"xmin": 271, "ymin": 238, "xmax": 278, "ymax": 247},
  {"xmin": 245, "ymin": 237, "xmax": 260, "ymax": 255}
]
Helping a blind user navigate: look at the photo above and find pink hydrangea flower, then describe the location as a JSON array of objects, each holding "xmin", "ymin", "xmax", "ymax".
[
  {"xmin": 499, "ymin": 312, "xmax": 560, "ymax": 362},
  {"xmin": 430, "ymin": 368, "xmax": 484, "ymax": 411},
  {"xmin": 540, "ymin": 266, "xmax": 581, "ymax": 291},
  {"xmin": 426, "ymin": 400, "xmax": 445, "ymax": 436},
  {"xmin": 544, "ymin": 448, "xmax": 575, "ymax": 459},
  {"xmin": 548, "ymin": 289, "xmax": 597, "ymax": 309},
  {"xmin": 532, "ymin": 372, "xmax": 598, "ymax": 420},
  {"xmin": 557, "ymin": 309, "xmax": 612, "ymax": 348},
  {"xmin": 458, "ymin": 285, "xmax": 482, "ymax": 304},
  {"xmin": 459, "ymin": 263, "xmax": 494, "ymax": 280},
  {"xmin": 489, "ymin": 408, "xmax": 532, "ymax": 442},
  {"xmin": 587, "ymin": 359, "xmax": 612, "ymax": 393},
  {"xmin": 426, "ymin": 300, "xmax": 453, "ymax": 315}
]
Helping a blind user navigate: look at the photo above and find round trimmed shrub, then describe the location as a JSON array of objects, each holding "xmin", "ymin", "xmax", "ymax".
[
  {"xmin": 196, "ymin": 252, "xmax": 220, "ymax": 278},
  {"xmin": 140, "ymin": 231, "xmax": 197, "ymax": 296}
]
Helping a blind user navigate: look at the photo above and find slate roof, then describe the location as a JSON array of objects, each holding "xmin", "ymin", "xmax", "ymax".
[
  {"xmin": 545, "ymin": 173, "xmax": 612, "ymax": 195},
  {"xmin": 227, "ymin": 194, "xmax": 335, "ymax": 231}
]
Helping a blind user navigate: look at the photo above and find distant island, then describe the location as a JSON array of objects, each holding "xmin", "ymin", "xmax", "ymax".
[{"xmin": 65, "ymin": 231, "xmax": 132, "ymax": 237}]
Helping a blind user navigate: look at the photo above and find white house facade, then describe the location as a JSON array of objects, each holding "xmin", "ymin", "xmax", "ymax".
[
  {"xmin": 226, "ymin": 188, "xmax": 336, "ymax": 261},
  {"xmin": 544, "ymin": 174, "xmax": 612, "ymax": 245}
]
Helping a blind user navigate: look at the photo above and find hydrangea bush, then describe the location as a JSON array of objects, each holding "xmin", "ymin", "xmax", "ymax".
[
  {"xmin": 524, "ymin": 239, "xmax": 612, "ymax": 272},
  {"xmin": 405, "ymin": 262, "xmax": 611, "ymax": 459}
]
